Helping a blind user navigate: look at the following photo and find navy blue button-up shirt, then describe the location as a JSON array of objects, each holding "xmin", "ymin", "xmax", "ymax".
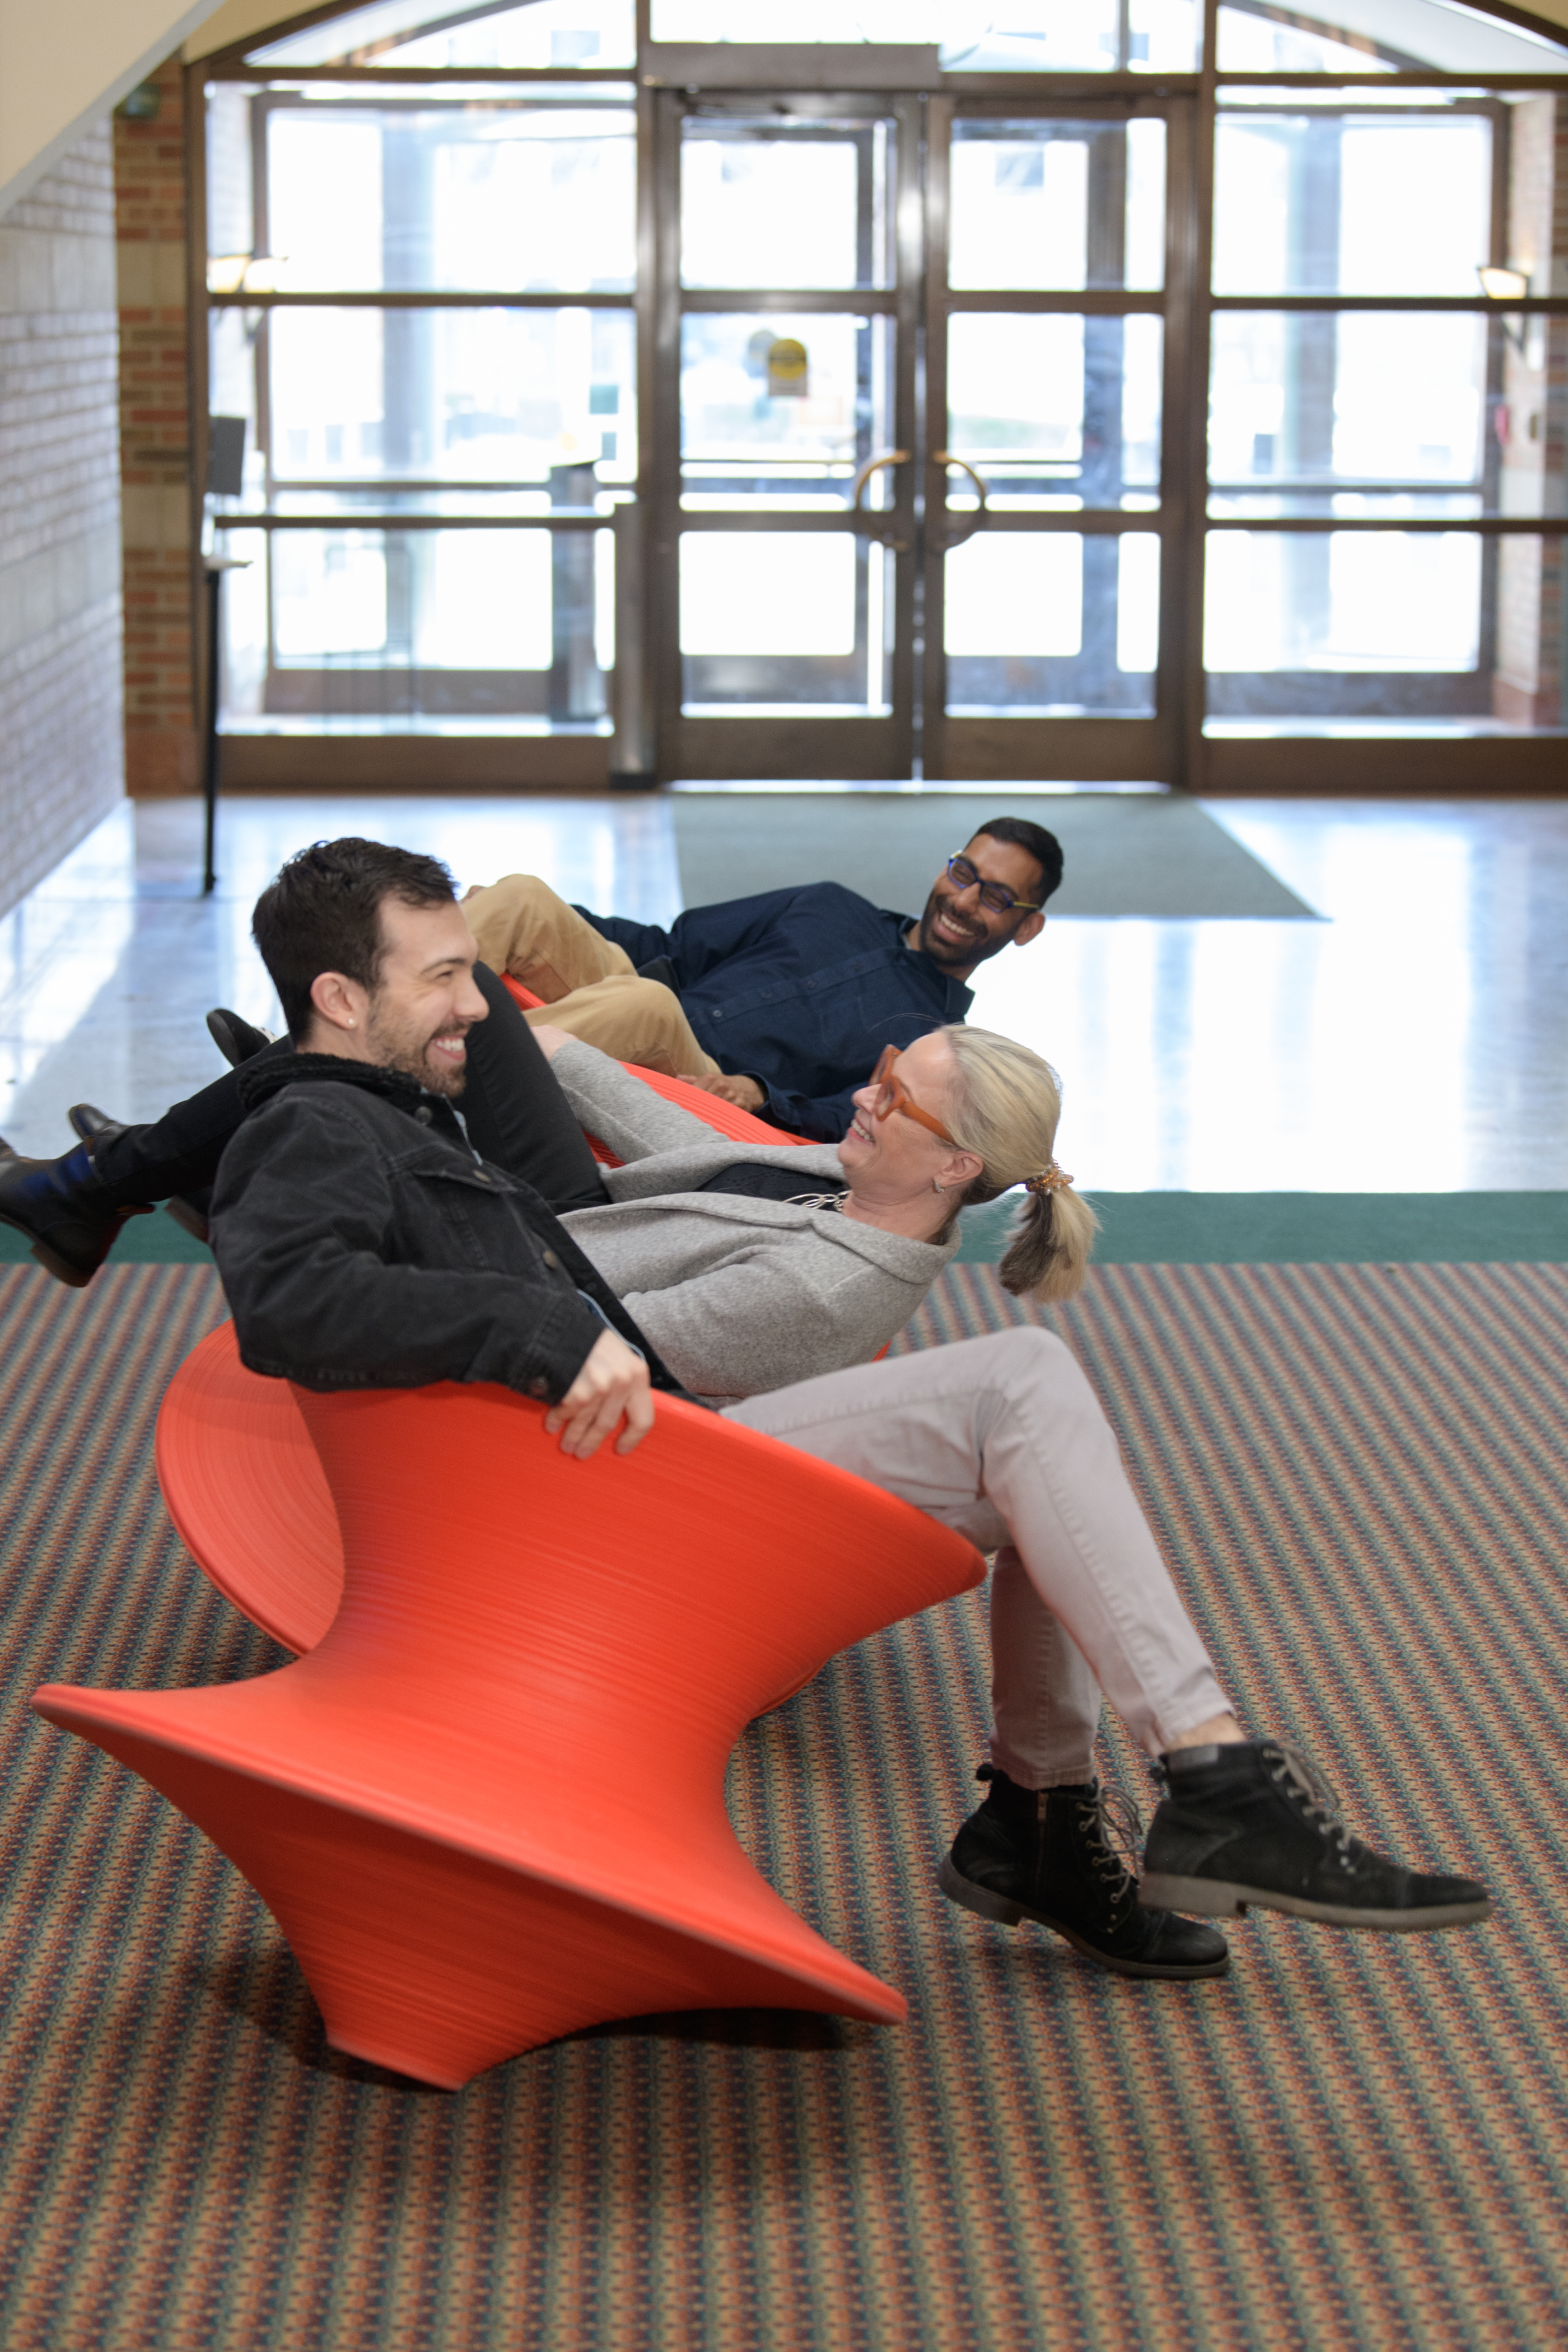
[{"xmin": 580, "ymin": 883, "xmax": 974, "ymax": 1142}]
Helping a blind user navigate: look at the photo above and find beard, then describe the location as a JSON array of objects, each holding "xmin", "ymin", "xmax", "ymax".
[
  {"xmin": 407, "ymin": 1049, "xmax": 468, "ymax": 1100},
  {"xmin": 914, "ymin": 884, "xmax": 989, "ymax": 970},
  {"xmin": 365, "ymin": 1003, "xmax": 472, "ymax": 1098}
]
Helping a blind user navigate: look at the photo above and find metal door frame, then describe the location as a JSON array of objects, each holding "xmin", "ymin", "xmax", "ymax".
[
  {"xmin": 922, "ymin": 91, "xmax": 1198, "ymax": 783},
  {"xmin": 648, "ymin": 83, "xmax": 1201, "ymax": 785},
  {"xmin": 647, "ymin": 85, "xmax": 923, "ymax": 781}
]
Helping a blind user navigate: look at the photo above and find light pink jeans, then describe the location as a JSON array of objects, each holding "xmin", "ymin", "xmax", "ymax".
[{"xmin": 723, "ymin": 1327, "xmax": 1231, "ymax": 1788}]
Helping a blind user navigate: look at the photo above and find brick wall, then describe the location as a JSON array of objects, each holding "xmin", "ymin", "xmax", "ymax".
[
  {"xmin": 0, "ymin": 123, "xmax": 124, "ymax": 920},
  {"xmin": 114, "ymin": 59, "xmax": 197, "ymax": 797}
]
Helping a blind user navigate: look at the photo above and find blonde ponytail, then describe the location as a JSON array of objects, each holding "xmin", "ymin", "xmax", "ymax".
[
  {"xmin": 996, "ymin": 1182, "xmax": 1099, "ymax": 1302},
  {"xmin": 940, "ymin": 1026, "xmax": 1098, "ymax": 1303}
]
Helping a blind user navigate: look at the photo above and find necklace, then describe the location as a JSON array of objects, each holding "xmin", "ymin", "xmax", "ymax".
[{"xmin": 785, "ymin": 1191, "xmax": 847, "ymax": 1212}]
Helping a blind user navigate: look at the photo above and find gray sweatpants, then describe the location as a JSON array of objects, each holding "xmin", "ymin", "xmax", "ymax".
[{"xmin": 724, "ymin": 1327, "xmax": 1230, "ymax": 1788}]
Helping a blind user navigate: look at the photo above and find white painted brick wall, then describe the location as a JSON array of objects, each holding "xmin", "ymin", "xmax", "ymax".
[{"xmin": 0, "ymin": 120, "xmax": 124, "ymax": 920}]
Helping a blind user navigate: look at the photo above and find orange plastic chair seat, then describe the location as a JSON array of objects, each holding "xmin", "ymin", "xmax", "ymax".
[
  {"xmin": 155, "ymin": 1323, "xmax": 342, "ymax": 1655},
  {"xmin": 37, "ymin": 1345, "xmax": 983, "ymax": 2085}
]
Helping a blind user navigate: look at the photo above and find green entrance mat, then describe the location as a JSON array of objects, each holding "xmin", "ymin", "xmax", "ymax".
[
  {"xmin": 669, "ymin": 791, "xmax": 1318, "ymax": 920},
  {"xmin": 6, "ymin": 1193, "xmax": 1564, "ymax": 1273},
  {"xmin": 955, "ymin": 1191, "xmax": 1568, "ymax": 1266}
]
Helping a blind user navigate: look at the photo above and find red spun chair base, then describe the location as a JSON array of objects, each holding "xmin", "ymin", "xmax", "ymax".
[
  {"xmin": 36, "ymin": 1374, "xmax": 983, "ymax": 2086},
  {"xmin": 35, "ymin": 1732, "xmax": 883, "ymax": 2087}
]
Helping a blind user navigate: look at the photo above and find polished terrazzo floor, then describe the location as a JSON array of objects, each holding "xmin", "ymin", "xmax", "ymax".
[{"xmin": 2, "ymin": 792, "xmax": 1564, "ymax": 1190}]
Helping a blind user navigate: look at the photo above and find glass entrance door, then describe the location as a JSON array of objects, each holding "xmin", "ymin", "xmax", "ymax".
[
  {"xmin": 650, "ymin": 92, "xmax": 920, "ymax": 778},
  {"xmin": 925, "ymin": 97, "xmax": 1189, "ymax": 782},
  {"xmin": 649, "ymin": 87, "xmax": 1189, "ymax": 782}
]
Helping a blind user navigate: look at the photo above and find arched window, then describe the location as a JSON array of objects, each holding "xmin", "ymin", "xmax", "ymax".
[{"xmin": 197, "ymin": 0, "xmax": 1568, "ymax": 788}]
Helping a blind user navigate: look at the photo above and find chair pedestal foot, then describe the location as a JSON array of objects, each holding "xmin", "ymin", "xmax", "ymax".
[{"xmin": 35, "ymin": 1701, "xmax": 906, "ymax": 2089}]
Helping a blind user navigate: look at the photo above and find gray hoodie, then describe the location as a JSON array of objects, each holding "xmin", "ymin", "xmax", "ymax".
[{"xmin": 552, "ymin": 1039, "xmax": 956, "ymax": 1405}]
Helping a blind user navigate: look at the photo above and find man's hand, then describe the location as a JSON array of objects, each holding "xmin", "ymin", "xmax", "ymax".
[
  {"xmin": 543, "ymin": 1329, "xmax": 654, "ymax": 1459},
  {"xmin": 528, "ymin": 1022, "xmax": 570, "ymax": 1060},
  {"xmin": 692, "ymin": 1072, "xmax": 766, "ymax": 1113}
]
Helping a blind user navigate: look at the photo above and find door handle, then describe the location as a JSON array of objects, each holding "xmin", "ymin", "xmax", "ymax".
[
  {"xmin": 851, "ymin": 448, "xmax": 910, "ymax": 508},
  {"xmin": 850, "ymin": 449, "xmax": 911, "ymax": 549},
  {"xmin": 933, "ymin": 450, "xmax": 990, "ymax": 550}
]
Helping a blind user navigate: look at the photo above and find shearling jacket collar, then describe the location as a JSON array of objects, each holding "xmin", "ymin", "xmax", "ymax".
[{"xmin": 236, "ymin": 1051, "xmax": 470, "ymax": 1150}]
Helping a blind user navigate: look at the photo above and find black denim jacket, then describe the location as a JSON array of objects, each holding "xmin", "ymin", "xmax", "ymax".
[{"xmin": 211, "ymin": 1053, "xmax": 693, "ymax": 1404}]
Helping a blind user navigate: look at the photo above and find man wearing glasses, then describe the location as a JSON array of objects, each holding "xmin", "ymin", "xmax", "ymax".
[{"xmin": 462, "ymin": 817, "xmax": 1061, "ymax": 1144}]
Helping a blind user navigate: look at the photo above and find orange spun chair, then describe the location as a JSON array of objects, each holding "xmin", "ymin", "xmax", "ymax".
[{"xmin": 35, "ymin": 1356, "xmax": 983, "ymax": 2087}]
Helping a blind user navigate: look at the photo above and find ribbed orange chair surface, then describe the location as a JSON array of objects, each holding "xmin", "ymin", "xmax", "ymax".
[
  {"xmin": 156, "ymin": 1323, "xmax": 342, "ymax": 1656},
  {"xmin": 501, "ymin": 972, "xmax": 808, "ymax": 1154},
  {"xmin": 35, "ymin": 1374, "xmax": 983, "ymax": 2087}
]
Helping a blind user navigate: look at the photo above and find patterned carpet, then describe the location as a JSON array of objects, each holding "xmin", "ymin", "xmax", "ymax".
[{"xmin": 1, "ymin": 1258, "xmax": 1566, "ymax": 2348}]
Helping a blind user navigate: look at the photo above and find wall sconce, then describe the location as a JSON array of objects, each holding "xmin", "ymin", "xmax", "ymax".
[
  {"xmin": 207, "ymin": 255, "xmax": 286, "ymax": 346},
  {"xmin": 1478, "ymin": 265, "xmax": 1530, "ymax": 353},
  {"xmin": 206, "ymin": 254, "xmax": 284, "ymax": 297}
]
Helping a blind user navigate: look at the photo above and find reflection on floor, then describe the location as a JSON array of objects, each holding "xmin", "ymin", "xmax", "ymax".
[
  {"xmin": 0, "ymin": 797, "xmax": 680, "ymax": 1163},
  {"xmin": 2, "ymin": 792, "xmax": 1564, "ymax": 1190},
  {"xmin": 973, "ymin": 798, "xmax": 1568, "ymax": 1191}
]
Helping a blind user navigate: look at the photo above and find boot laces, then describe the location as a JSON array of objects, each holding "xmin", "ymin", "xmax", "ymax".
[
  {"xmin": 1070, "ymin": 1782, "xmax": 1145, "ymax": 1897},
  {"xmin": 1263, "ymin": 1740, "xmax": 1360, "ymax": 1870}
]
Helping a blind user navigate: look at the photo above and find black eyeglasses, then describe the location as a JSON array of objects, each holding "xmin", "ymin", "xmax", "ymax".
[{"xmin": 944, "ymin": 855, "xmax": 1043, "ymax": 917}]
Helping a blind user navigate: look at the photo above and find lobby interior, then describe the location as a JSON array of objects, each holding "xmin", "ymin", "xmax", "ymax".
[{"xmin": 1, "ymin": 1, "xmax": 1566, "ymax": 2345}]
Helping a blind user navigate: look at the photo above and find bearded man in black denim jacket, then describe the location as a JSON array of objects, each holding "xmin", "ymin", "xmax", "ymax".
[{"xmin": 213, "ymin": 839, "xmax": 676, "ymax": 1460}]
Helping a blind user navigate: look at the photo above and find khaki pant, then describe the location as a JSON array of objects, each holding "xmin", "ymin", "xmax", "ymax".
[
  {"xmin": 461, "ymin": 874, "xmax": 721, "ymax": 1082},
  {"xmin": 728, "ymin": 1328, "xmax": 1231, "ymax": 1786}
]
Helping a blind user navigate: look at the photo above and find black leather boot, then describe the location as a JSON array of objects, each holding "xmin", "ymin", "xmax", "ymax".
[
  {"xmin": 940, "ymin": 1763, "xmax": 1229, "ymax": 1980},
  {"xmin": 206, "ymin": 1008, "xmax": 273, "ymax": 1068},
  {"xmin": 69, "ymin": 1106, "xmax": 212, "ymax": 1247},
  {"xmin": 1142, "ymin": 1739, "xmax": 1492, "ymax": 1933},
  {"xmin": 0, "ymin": 1136, "xmax": 151, "ymax": 1287}
]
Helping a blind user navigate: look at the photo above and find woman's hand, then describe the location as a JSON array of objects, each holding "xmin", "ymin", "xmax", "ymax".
[
  {"xmin": 527, "ymin": 1022, "xmax": 570, "ymax": 1060},
  {"xmin": 544, "ymin": 1329, "xmax": 654, "ymax": 1459}
]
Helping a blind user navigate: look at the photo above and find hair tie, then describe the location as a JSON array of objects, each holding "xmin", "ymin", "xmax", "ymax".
[{"xmin": 1024, "ymin": 1162, "xmax": 1073, "ymax": 1196}]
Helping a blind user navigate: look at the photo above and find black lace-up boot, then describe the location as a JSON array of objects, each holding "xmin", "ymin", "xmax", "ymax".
[
  {"xmin": 1141, "ymin": 1739, "xmax": 1492, "ymax": 1933},
  {"xmin": 940, "ymin": 1764, "xmax": 1229, "ymax": 1979},
  {"xmin": 0, "ymin": 1136, "xmax": 151, "ymax": 1287}
]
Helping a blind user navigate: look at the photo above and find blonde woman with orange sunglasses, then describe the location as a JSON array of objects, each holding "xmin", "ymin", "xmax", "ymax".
[
  {"xmin": 539, "ymin": 1025, "xmax": 1487, "ymax": 1982},
  {"xmin": 532, "ymin": 1020, "xmax": 1096, "ymax": 1409}
]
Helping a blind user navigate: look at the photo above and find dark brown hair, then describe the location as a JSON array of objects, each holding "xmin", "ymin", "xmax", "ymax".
[
  {"xmin": 251, "ymin": 837, "xmax": 458, "ymax": 1040},
  {"xmin": 969, "ymin": 816, "xmax": 1065, "ymax": 906}
]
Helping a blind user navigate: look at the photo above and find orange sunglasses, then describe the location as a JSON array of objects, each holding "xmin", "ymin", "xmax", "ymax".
[{"xmin": 868, "ymin": 1044, "xmax": 958, "ymax": 1144}]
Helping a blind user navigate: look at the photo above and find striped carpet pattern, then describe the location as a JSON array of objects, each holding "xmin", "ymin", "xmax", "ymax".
[{"xmin": 1, "ymin": 1259, "xmax": 1567, "ymax": 2346}]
